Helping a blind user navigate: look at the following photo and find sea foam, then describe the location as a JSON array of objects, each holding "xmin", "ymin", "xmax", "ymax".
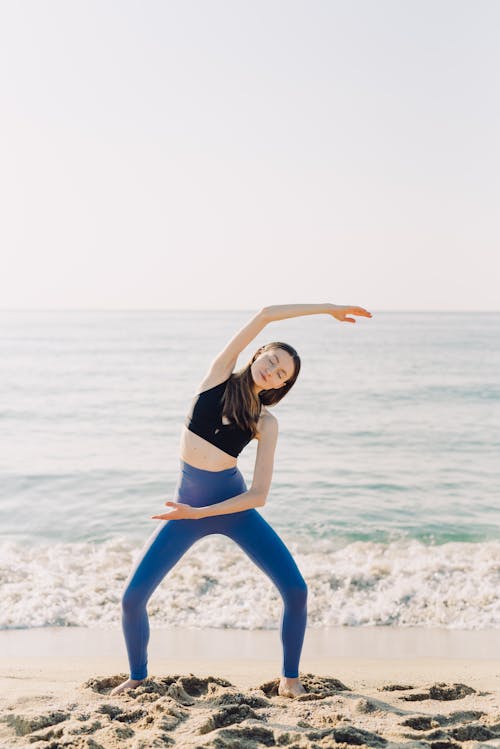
[{"xmin": 1, "ymin": 536, "xmax": 498, "ymax": 630}]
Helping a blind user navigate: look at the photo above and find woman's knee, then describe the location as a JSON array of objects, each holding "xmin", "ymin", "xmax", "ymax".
[
  {"xmin": 121, "ymin": 584, "xmax": 148, "ymax": 614},
  {"xmin": 283, "ymin": 577, "xmax": 308, "ymax": 609}
]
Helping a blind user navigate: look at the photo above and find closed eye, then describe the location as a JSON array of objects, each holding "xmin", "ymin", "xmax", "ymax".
[{"xmin": 272, "ymin": 354, "xmax": 285, "ymax": 379}]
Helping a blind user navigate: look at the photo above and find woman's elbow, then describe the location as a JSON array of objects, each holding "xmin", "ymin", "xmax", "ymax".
[
  {"xmin": 259, "ymin": 306, "xmax": 272, "ymax": 322},
  {"xmin": 251, "ymin": 488, "xmax": 267, "ymax": 507}
]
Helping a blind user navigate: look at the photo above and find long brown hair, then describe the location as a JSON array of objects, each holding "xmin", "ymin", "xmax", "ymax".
[{"xmin": 221, "ymin": 342, "xmax": 301, "ymax": 439}]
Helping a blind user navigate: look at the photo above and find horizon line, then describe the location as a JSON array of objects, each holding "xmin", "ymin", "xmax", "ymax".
[{"xmin": 0, "ymin": 307, "xmax": 499, "ymax": 313}]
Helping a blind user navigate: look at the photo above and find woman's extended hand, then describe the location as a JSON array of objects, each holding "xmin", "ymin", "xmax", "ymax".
[
  {"xmin": 151, "ymin": 501, "xmax": 199, "ymax": 521},
  {"xmin": 330, "ymin": 305, "xmax": 372, "ymax": 323}
]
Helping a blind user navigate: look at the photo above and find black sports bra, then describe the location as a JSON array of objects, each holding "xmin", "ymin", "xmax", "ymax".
[{"xmin": 184, "ymin": 377, "xmax": 254, "ymax": 458}]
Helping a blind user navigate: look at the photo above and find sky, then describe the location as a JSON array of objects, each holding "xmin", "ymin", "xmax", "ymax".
[{"xmin": 1, "ymin": 0, "xmax": 498, "ymax": 310}]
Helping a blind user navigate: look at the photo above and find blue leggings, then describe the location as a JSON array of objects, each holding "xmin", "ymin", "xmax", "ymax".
[{"xmin": 121, "ymin": 460, "xmax": 308, "ymax": 679}]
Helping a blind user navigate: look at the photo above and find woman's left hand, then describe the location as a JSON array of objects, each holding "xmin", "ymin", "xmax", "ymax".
[
  {"xmin": 151, "ymin": 501, "xmax": 199, "ymax": 520},
  {"xmin": 329, "ymin": 305, "xmax": 372, "ymax": 323}
]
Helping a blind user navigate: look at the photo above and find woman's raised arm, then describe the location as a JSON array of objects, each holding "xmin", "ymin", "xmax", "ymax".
[
  {"xmin": 207, "ymin": 302, "xmax": 372, "ymax": 379},
  {"xmin": 263, "ymin": 303, "xmax": 372, "ymax": 324},
  {"xmin": 209, "ymin": 308, "xmax": 270, "ymax": 374}
]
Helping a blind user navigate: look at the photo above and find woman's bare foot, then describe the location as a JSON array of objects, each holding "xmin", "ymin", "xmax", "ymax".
[
  {"xmin": 110, "ymin": 677, "xmax": 145, "ymax": 696},
  {"xmin": 278, "ymin": 676, "xmax": 307, "ymax": 698}
]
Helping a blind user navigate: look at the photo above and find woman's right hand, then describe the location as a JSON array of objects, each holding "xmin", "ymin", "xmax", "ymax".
[
  {"xmin": 151, "ymin": 501, "xmax": 200, "ymax": 521},
  {"xmin": 329, "ymin": 305, "xmax": 372, "ymax": 323}
]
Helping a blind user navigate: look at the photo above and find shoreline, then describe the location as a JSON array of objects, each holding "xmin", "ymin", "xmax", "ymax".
[{"xmin": 0, "ymin": 625, "xmax": 498, "ymax": 660}]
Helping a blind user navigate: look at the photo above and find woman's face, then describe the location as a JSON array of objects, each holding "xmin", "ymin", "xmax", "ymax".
[{"xmin": 250, "ymin": 347, "xmax": 296, "ymax": 391}]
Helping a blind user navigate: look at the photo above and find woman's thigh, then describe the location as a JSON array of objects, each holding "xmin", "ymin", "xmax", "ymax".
[
  {"xmin": 123, "ymin": 513, "xmax": 248, "ymax": 597},
  {"xmin": 221, "ymin": 510, "xmax": 307, "ymax": 593},
  {"xmin": 123, "ymin": 519, "xmax": 206, "ymax": 599}
]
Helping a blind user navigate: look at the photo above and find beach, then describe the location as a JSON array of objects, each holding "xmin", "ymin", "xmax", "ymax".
[{"xmin": 1, "ymin": 627, "xmax": 499, "ymax": 748}]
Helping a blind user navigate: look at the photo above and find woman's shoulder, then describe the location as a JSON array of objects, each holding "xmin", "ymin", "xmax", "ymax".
[
  {"xmin": 194, "ymin": 367, "xmax": 233, "ymax": 395},
  {"xmin": 260, "ymin": 405, "xmax": 275, "ymax": 417},
  {"xmin": 255, "ymin": 408, "xmax": 278, "ymax": 445},
  {"xmin": 258, "ymin": 407, "xmax": 278, "ymax": 429}
]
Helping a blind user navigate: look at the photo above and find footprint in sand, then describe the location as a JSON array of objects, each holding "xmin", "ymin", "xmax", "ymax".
[
  {"xmin": 400, "ymin": 704, "xmax": 499, "ymax": 747},
  {"xmin": 402, "ymin": 714, "xmax": 500, "ymax": 744},
  {"xmin": 202, "ymin": 723, "xmax": 276, "ymax": 747},
  {"xmin": 401, "ymin": 682, "xmax": 478, "ymax": 702},
  {"xmin": 379, "ymin": 681, "xmax": 477, "ymax": 702},
  {"xmin": 402, "ymin": 709, "xmax": 486, "ymax": 731},
  {"xmin": 207, "ymin": 690, "xmax": 270, "ymax": 708},
  {"xmin": 303, "ymin": 723, "xmax": 388, "ymax": 747},
  {"xmin": 198, "ymin": 703, "xmax": 263, "ymax": 735},
  {"xmin": 0, "ymin": 709, "xmax": 70, "ymax": 738},
  {"xmin": 402, "ymin": 715, "xmax": 441, "ymax": 730}
]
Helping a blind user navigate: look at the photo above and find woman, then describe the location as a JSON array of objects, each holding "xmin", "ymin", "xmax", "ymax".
[{"xmin": 111, "ymin": 302, "xmax": 372, "ymax": 698}]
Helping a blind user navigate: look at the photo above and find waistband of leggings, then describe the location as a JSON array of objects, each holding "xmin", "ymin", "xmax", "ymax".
[{"xmin": 179, "ymin": 459, "xmax": 239, "ymax": 478}]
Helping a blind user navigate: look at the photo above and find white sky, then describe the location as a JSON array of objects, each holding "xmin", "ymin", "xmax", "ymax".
[{"xmin": 1, "ymin": 0, "xmax": 498, "ymax": 310}]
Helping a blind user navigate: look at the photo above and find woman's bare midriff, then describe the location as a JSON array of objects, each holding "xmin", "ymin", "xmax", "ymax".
[{"xmin": 179, "ymin": 426, "xmax": 238, "ymax": 471}]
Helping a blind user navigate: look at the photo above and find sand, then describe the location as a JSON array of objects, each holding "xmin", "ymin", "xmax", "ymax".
[{"xmin": 0, "ymin": 627, "xmax": 499, "ymax": 748}]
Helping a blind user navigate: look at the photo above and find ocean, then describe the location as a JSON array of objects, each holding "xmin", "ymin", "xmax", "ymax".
[{"xmin": 1, "ymin": 309, "xmax": 499, "ymax": 631}]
